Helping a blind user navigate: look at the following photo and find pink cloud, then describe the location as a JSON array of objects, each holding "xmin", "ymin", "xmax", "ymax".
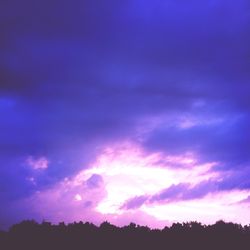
[
  {"xmin": 26, "ymin": 156, "xmax": 49, "ymax": 170},
  {"xmin": 22, "ymin": 173, "xmax": 106, "ymax": 225}
]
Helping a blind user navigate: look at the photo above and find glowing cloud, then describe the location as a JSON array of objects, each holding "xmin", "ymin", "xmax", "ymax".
[
  {"xmin": 142, "ymin": 190, "xmax": 250, "ymax": 225},
  {"xmin": 73, "ymin": 142, "xmax": 218, "ymax": 215},
  {"xmin": 23, "ymin": 142, "xmax": 250, "ymax": 227}
]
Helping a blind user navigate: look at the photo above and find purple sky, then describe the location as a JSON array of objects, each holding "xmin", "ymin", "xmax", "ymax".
[{"xmin": 1, "ymin": 0, "xmax": 250, "ymax": 229}]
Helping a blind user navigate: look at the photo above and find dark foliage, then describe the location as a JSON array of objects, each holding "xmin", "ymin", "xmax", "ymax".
[{"xmin": 1, "ymin": 220, "xmax": 250, "ymax": 250}]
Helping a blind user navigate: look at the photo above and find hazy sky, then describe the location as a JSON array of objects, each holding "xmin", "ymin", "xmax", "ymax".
[{"xmin": 1, "ymin": 0, "xmax": 250, "ymax": 229}]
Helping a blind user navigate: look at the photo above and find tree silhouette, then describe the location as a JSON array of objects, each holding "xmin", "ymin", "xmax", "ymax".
[{"xmin": 0, "ymin": 220, "xmax": 250, "ymax": 250}]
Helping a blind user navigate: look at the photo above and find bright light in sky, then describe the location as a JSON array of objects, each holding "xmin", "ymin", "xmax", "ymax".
[
  {"xmin": 74, "ymin": 194, "xmax": 82, "ymax": 201},
  {"xmin": 143, "ymin": 190, "xmax": 250, "ymax": 225},
  {"xmin": 83, "ymin": 143, "xmax": 217, "ymax": 214},
  {"xmin": 15, "ymin": 142, "xmax": 250, "ymax": 227}
]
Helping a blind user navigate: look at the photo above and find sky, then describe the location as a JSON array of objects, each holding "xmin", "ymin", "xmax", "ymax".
[{"xmin": 0, "ymin": 0, "xmax": 250, "ymax": 229}]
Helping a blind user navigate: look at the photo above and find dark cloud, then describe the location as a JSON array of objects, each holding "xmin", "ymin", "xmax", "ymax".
[
  {"xmin": 121, "ymin": 183, "xmax": 203, "ymax": 210},
  {"xmin": 121, "ymin": 195, "xmax": 149, "ymax": 210},
  {"xmin": 217, "ymin": 168, "xmax": 250, "ymax": 190},
  {"xmin": 143, "ymin": 114, "xmax": 250, "ymax": 169},
  {"xmin": 86, "ymin": 174, "xmax": 103, "ymax": 189},
  {"xmin": 148, "ymin": 180, "xmax": 218, "ymax": 204},
  {"xmin": 150, "ymin": 184, "xmax": 189, "ymax": 203}
]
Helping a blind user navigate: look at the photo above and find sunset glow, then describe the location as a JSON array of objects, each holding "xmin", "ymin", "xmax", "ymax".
[{"xmin": 19, "ymin": 143, "xmax": 250, "ymax": 227}]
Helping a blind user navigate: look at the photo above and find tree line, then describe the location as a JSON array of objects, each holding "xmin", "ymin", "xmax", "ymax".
[{"xmin": 1, "ymin": 220, "xmax": 250, "ymax": 250}]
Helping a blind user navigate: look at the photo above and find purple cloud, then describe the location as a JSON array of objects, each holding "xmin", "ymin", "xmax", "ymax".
[
  {"xmin": 86, "ymin": 174, "xmax": 103, "ymax": 189},
  {"xmin": 122, "ymin": 177, "xmax": 250, "ymax": 210},
  {"xmin": 121, "ymin": 195, "xmax": 149, "ymax": 210},
  {"xmin": 150, "ymin": 183, "xmax": 189, "ymax": 203}
]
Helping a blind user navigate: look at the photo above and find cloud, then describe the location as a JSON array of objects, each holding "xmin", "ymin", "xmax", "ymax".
[
  {"xmin": 20, "ymin": 170, "xmax": 107, "ymax": 225},
  {"xmin": 86, "ymin": 174, "xmax": 103, "ymax": 189},
  {"xmin": 121, "ymin": 182, "xmax": 214, "ymax": 210},
  {"xmin": 26, "ymin": 156, "xmax": 49, "ymax": 170},
  {"xmin": 142, "ymin": 114, "xmax": 250, "ymax": 168},
  {"xmin": 122, "ymin": 177, "xmax": 250, "ymax": 209},
  {"xmin": 2, "ymin": 142, "xmax": 250, "ymax": 229},
  {"xmin": 150, "ymin": 183, "xmax": 190, "ymax": 203},
  {"xmin": 121, "ymin": 195, "xmax": 149, "ymax": 210}
]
